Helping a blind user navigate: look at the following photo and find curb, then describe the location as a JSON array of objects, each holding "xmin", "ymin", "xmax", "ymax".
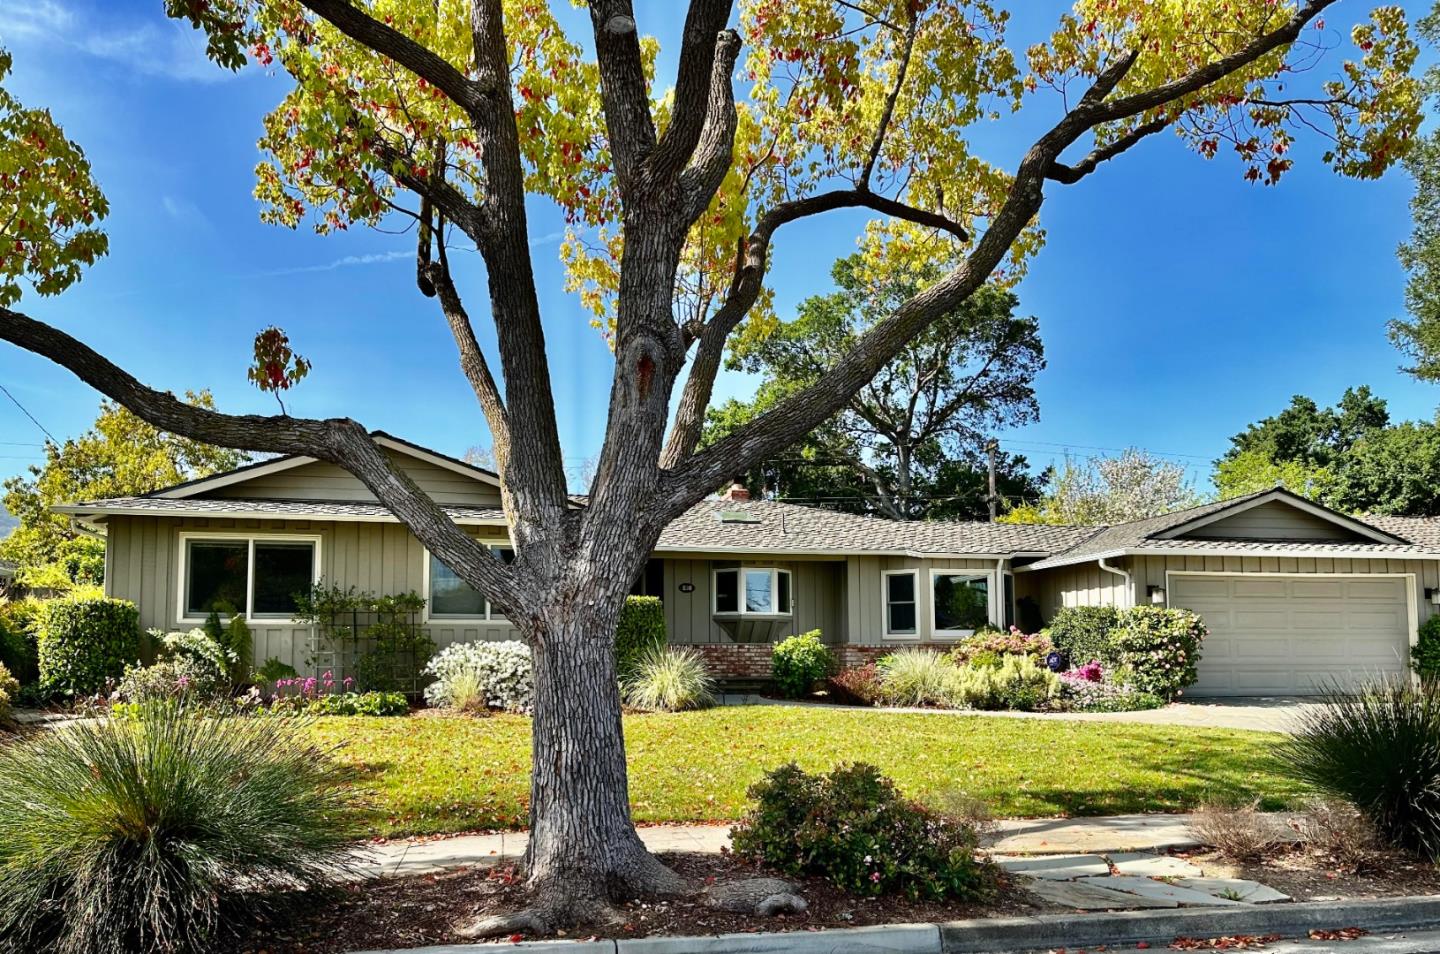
[{"xmin": 352, "ymin": 895, "xmax": 1440, "ymax": 954}]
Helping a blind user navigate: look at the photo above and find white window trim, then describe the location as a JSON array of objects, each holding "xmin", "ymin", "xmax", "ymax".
[
  {"xmin": 929, "ymin": 568, "xmax": 998, "ymax": 639},
  {"xmin": 176, "ymin": 530, "xmax": 323, "ymax": 625},
  {"xmin": 421, "ymin": 545, "xmax": 513, "ymax": 624},
  {"xmin": 882, "ymin": 568, "xmax": 921, "ymax": 640},
  {"xmin": 712, "ymin": 567, "xmax": 793, "ymax": 616}
]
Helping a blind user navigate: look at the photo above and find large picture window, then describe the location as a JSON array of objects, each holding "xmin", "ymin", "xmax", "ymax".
[
  {"xmin": 713, "ymin": 567, "xmax": 792, "ymax": 615},
  {"xmin": 883, "ymin": 570, "xmax": 918, "ymax": 637},
  {"xmin": 428, "ymin": 546, "xmax": 514, "ymax": 620},
  {"xmin": 932, "ymin": 571, "xmax": 991, "ymax": 634},
  {"xmin": 181, "ymin": 535, "xmax": 318, "ymax": 620}
]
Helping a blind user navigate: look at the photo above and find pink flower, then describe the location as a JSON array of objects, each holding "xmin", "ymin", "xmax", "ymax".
[{"xmin": 870, "ymin": 871, "xmax": 881, "ymax": 882}]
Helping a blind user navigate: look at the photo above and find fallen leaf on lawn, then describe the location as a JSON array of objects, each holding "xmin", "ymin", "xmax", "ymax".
[{"xmin": 1308, "ymin": 927, "xmax": 1368, "ymax": 941}]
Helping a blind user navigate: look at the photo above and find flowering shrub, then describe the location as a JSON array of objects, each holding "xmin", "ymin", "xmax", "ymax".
[
  {"xmin": 1066, "ymin": 660, "xmax": 1104, "ymax": 683},
  {"xmin": 771, "ymin": 630, "xmax": 832, "ymax": 698},
  {"xmin": 1060, "ymin": 677, "xmax": 1165, "ymax": 713},
  {"xmin": 731, "ymin": 762, "xmax": 994, "ymax": 901},
  {"xmin": 152, "ymin": 627, "xmax": 237, "ymax": 681},
  {"xmin": 828, "ymin": 663, "xmax": 881, "ymax": 705},
  {"xmin": 951, "ymin": 627, "xmax": 1053, "ymax": 666},
  {"xmin": 422, "ymin": 640, "xmax": 533, "ymax": 713},
  {"xmin": 1109, "ymin": 606, "xmax": 1207, "ymax": 699},
  {"xmin": 944, "ymin": 656, "xmax": 1060, "ymax": 711},
  {"xmin": 115, "ymin": 656, "xmax": 227, "ymax": 704}
]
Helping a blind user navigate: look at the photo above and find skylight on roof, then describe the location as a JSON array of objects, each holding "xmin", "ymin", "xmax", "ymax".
[{"xmin": 717, "ymin": 510, "xmax": 761, "ymax": 524}]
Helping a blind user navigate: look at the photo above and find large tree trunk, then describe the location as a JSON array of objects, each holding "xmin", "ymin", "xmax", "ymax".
[{"xmin": 461, "ymin": 579, "xmax": 687, "ymax": 937}]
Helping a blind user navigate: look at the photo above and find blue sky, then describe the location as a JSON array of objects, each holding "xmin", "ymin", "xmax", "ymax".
[{"xmin": 0, "ymin": 0, "xmax": 1435, "ymax": 494}]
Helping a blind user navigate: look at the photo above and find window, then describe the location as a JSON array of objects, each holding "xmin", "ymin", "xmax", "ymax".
[
  {"xmin": 883, "ymin": 570, "xmax": 918, "ymax": 637},
  {"xmin": 181, "ymin": 534, "xmax": 318, "ymax": 620},
  {"xmin": 714, "ymin": 567, "xmax": 792, "ymax": 615},
  {"xmin": 932, "ymin": 571, "xmax": 991, "ymax": 633},
  {"xmin": 428, "ymin": 546, "xmax": 513, "ymax": 620}
]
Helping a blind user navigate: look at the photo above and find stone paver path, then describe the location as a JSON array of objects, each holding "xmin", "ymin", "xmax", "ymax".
[
  {"xmin": 356, "ymin": 813, "xmax": 1210, "ymax": 880},
  {"xmin": 992, "ymin": 849, "xmax": 1292, "ymax": 912}
]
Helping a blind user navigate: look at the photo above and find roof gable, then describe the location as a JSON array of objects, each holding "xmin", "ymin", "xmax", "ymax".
[
  {"xmin": 151, "ymin": 434, "xmax": 503, "ymax": 503},
  {"xmin": 1154, "ymin": 489, "xmax": 1406, "ymax": 545}
]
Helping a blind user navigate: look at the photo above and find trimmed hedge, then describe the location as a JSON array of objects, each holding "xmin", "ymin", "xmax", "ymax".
[
  {"xmin": 615, "ymin": 596, "xmax": 667, "ymax": 677},
  {"xmin": 1048, "ymin": 606, "xmax": 1122, "ymax": 667},
  {"xmin": 1414, "ymin": 616, "xmax": 1440, "ymax": 682},
  {"xmin": 37, "ymin": 598, "xmax": 141, "ymax": 697},
  {"xmin": 0, "ymin": 599, "xmax": 42, "ymax": 686}
]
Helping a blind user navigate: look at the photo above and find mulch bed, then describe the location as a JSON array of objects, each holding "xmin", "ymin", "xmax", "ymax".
[
  {"xmin": 214, "ymin": 852, "xmax": 1042, "ymax": 953},
  {"xmin": 1182, "ymin": 844, "xmax": 1440, "ymax": 902}
]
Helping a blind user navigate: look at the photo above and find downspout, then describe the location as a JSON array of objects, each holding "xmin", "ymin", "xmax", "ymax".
[{"xmin": 1097, "ymin": 557, "xmax": 1132, "ymax": 610}]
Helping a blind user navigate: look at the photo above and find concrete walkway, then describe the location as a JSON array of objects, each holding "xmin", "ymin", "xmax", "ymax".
[
  {"xmin": 718, "ymin": 693, "xmax": 1318, "ymax": 733},
  {"xmin": 356, "ymin": 813, "xmax": 1205, "ymax": 880}
]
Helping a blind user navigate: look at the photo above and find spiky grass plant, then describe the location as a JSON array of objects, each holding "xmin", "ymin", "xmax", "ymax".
[
  {"xmin": 621, "ymin": 646, "xmax": 715, "ymax": 712},
  {"xmin": 0, "ymin": 701, "xmax": 361, "ymax": 954},
  {"xmin": 874, "ymin": 649, "xmax": 954, "ymax": 707},
  {"xmin": 1277, "ymin": 679, "xmax": 1440, "ymax": 860}
]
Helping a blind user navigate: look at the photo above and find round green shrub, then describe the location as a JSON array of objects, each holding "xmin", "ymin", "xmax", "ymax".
[
  {"xmin": 37, "ymin": 598, "xmax": 141, "ymax": 697},
  {"xmin": 615, "ymin": 595, "xmax": 667, "ymax": 678},
  {"xmin": 0, "ymin": 663, "xmax": 17, "ymax": 724},
  {"xmin": 0, "ymin": 701, "xmax": 360, "ymax": 953},
  {"xmin": 0, "ymin": 599, "xmax": 43, "ymax": 686},
  {"xmin": 1110, "ymin": 606, "xmax": 1206, "ymax": 699},
  {"xmin": 731, "ymin": 762, "xmax": 994, "ymax": 901},
  {"xmin": 771, "ymin": 629, "xmax": 833, "ymax": 698},
  {"xmin": 1279, "ymin": 680, "xmax": 1440, "ymax": 860},
  {"xmin": 1047, "ymin": 606, "xmax": 1122, "ymax": 667},
  {"xmin": 1413, "ymin": 616, "xmax": 1440, "ymax": 681}
]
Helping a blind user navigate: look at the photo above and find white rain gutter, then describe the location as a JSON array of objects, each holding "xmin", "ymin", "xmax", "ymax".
[{"xmin": 1097, "ymin": 556, "xmax": 1133, "ymax": 609}]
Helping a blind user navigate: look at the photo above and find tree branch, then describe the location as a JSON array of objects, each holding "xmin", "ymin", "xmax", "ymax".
[
  {"xmin": 374, "ymin": 139, "xmax": 488, "ymax": 241},
  {"xmin": 1047, "ymin": 117, "xmax": 1171, "ymax": 184},
  {"xmin": 678, "ymin": 29, "xmax": 742, "ymax": 223},
  {"xmin": 858, "ymin": 10, "xmax": 918, "ymax": 188},
  {"xmin": 298, "ymin": 0, "xmax": 493, "ymax": 117},
  {"xmin": 648, "ymin": 0, "xmax": 736, "ymax": 186},
  {"xmin": 0, "ymin": 305, "xmax": 521, "ymax": 609},
  {"xmin": 661, "ymin": 189, "xmax": 968, "ymax": 466},
  {"xmin": 587, "ymin": 0, "xmax": 659, "ymax": 189}
]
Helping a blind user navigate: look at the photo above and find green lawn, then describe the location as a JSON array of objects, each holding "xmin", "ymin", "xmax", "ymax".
[{"xmin": 307, "ymin": 707, "xmax": 1310, "ymax": 839}]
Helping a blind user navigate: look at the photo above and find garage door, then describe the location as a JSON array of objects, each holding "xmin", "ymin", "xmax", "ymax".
[{"xmin": 1169, "ymin": 575, "xmax": 1411, "ymax": 696}]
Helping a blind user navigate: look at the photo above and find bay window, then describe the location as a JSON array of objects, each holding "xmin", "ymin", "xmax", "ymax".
[
  {"xmin": 713, "ymin": 567, "xmax": 792, "ymax": 615},
  {"xmin": 932, "ymin": 570, "xmax": 991, "ymax": 634}
]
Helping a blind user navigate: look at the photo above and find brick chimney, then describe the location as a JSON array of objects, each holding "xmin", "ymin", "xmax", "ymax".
[{"xmin": 723, "ymin": 482, "xmax": 751, "ymax": 502}]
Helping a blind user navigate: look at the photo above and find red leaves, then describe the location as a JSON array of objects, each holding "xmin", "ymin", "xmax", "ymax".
[
  {"xmin": 1308, "ymin": 928, "xmax": 1368, "ymax": 942},
  {"xmin": 246, "ymin": 326, "xmax": 311, "ymax": 412},
  {"xmin": 1169, "ymin": 934, "xmax": 1282, "ymax": 950}
]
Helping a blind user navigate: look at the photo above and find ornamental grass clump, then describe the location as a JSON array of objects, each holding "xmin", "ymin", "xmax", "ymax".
[
  {"xmin": 1278, "ymin": 679, "xmax": 1440, "ymax": 860},
  {"xmin": 731, "ymin": 762, "xmax": 994, "ymax": 901},
  {"xmin": 621, "ymin": 646, "xmax": 715, "ymax": 712},
  {"xmin": 875, "ymin": 648, "xmax": 954, "ymax": 707},
  {"xmin": 0, "ymin": 700, "xmax": 360, "ymax": 954}
]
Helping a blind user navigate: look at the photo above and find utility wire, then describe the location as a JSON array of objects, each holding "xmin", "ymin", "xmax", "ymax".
[{"xmin": 0, "ymin": 383, "xmax": 56, "ymax": 444}]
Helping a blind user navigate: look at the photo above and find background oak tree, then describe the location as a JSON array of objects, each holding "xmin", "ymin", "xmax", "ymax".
[
  {"xmin": 0, "ymin": 0, "xmax": 1424, "ymax": 936},
  {"xmin": 703, "ymin": 255, "xmax": 1044, "ymax": 520}
]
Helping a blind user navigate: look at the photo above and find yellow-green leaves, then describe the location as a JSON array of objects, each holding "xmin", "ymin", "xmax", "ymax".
[{"xmin": 0, "ymin": 49, "xmax": 109, "ymax": 307}]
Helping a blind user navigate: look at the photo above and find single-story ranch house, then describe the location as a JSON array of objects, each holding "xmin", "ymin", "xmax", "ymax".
[{"xmin": 52, "ymin": 434, "xmax": 1440, "ymax": 697}]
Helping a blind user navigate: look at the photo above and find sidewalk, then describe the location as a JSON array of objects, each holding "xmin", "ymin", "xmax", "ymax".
[{"xmin": 357, "ymin": 812, "xmax": 1206, "ymax": 880}]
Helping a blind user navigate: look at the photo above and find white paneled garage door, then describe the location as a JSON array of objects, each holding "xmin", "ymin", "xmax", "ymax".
[{"xmin": 1169, "ymin": 574, "xmax": 1412, "ymax": 697}]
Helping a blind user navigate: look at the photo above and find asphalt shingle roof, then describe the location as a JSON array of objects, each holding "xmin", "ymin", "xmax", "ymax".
[
  {"xmin": 1362, "ymin": 515, "xmax": 1440, "ymax": 549},
  {"xmin": 54, "ymin": 496, "xmax": 508, "ymax": 524},
  {"xmin": 655, "ymin": 499, "xmax": 1098, "ymax": 556}
]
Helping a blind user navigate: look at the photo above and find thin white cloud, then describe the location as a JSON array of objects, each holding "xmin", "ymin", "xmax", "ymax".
[
  {"xmin": 265, "ymin": 249, "xmax": 413, "ymax": 277},
  {"xmin": 529, "ymin": 230, "xmax": 565, "ymax": 248},
  {"xmin": 160, "ymin": 195, "xmax": 212, "ymax": 231},
  {"xmin": 1, "ymin": 0, "xmax": 234, "ymax": 84}
]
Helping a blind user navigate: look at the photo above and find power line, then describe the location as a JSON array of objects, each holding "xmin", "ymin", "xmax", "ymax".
[{"xmin": 0, "ymin": 383, "xmax": 55, "ymax": 444}]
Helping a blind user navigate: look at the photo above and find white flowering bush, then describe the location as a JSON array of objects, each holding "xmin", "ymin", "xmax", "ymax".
[
  {"xmin": 423, "ymin": 640, "xmax": 533, "ymax": 713},
  {"xmin": 1108, "ymin": 607, "xmax": 1206, "ymax": 700}
]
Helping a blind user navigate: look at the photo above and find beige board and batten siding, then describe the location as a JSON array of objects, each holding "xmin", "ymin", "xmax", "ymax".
[
  {"xmin": 660, "ymin": 557, "xmax": 846, "ymax": 645},
  {"xmin": 105, "ymin": 514, "xmax": 522, "ymax": 672},
  {"xmin": 1172, "ymin": 500, "xmax": 1375, "ymax": 542},
  {"xmin": 847, "ymin": 555, "xmax": 1003, "ymax": 645},
  {"xmin": 203, "ymin": 454, "xmax": 502, "ymax": 507},
  {"xmin": 1017, "ymin": 558, "xmax": 1133, "ymax": 623}
]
